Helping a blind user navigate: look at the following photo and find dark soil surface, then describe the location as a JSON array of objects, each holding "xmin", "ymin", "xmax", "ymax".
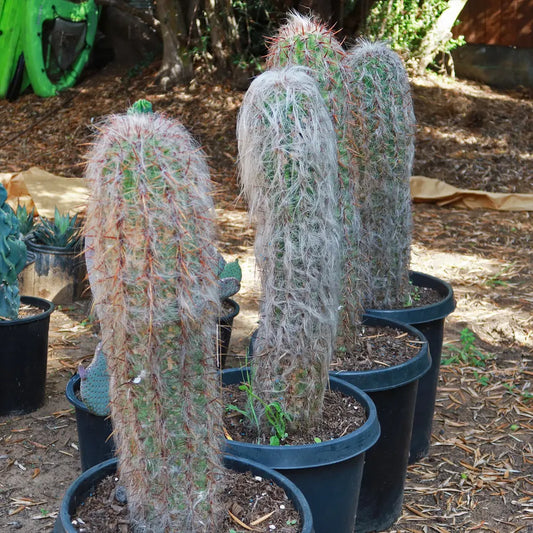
[
  {"xmin": 71, "ymin": 470, "xmax": 301, "ymax": 533},
  {"xmin": 223, "ymin": 387, "xmax": 367, "ymax": 446},
  {"xmin": 0, "ymin": 62, "xmax": 531, "ymax": 532}
]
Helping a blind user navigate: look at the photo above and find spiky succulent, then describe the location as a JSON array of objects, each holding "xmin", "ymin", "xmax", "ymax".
[
  {"xmin": 84, "ymin": 100, "xmax": 222, "ymax": 532},
  {"xmin": 32, "ymin": 207, "xmax": 82, "ymax": 249},
  {"xmin": 15, "ymin": 204, "xmax": 35, "ymax": 237},
  {"xmin": 237, "ymin": 67, "xmax": 341, "ymax": 432},
  {"xmin": 0, "ymin": 184, "xmax": 27, "ymax": 319},
  {"xmin": 344, "ymin": 40, "xmax": 416, "ymax": 310}
]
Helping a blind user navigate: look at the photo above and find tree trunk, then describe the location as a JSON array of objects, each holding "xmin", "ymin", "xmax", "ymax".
[
  {"xmin": 204, "ymin": 0, "xmax": 241, "ymax": 73},
  {"xmin": 415, "ymin": 0, "xmax": 469, "ymax": 75},
  {"xmin": 155, "ymin": 0, "xmax": 192, "ymax": 89}
]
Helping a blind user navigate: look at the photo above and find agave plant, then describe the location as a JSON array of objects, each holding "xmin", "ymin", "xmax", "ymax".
[
  {"xmin": 32, "ymin": 207, "xmax": 82, "ymax": 249},
  {"xmin": 15, "ymin": 204, "xmax": 35, "ymax": 237},
  {"xmin": 0, "ymin": 184, "xmax": 27, "ymax": 319}
]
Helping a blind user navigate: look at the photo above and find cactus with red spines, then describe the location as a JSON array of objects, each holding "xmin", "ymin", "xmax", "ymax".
[
  {"xmin": 84, "ymin": 100, "xmax": 222, "ymax": 532},
  {"xmin": 237, "ymin": 67, "xmax": 341, "ymax": 433}
]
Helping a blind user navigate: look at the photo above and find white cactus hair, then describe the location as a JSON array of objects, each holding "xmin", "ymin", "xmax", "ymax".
[
  {"xmin": 237, "ymin": 67, "xmax": 341, "ymax": 429},
  {"xmin": 344, "ymin": 39, "xmax": 416, "ymax": 309},
  {"xmin": 84, "ymin": 108, "xmax": 222, "ymax": 532}
]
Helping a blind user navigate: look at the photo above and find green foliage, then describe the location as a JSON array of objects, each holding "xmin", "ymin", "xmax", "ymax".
[
  {"xmin": 0, "ymin": 185, "xmax": 27, "ymax": 319},
  {"xmin": 33, "ymin": 207, "xmax": 82, "ymax": 249},
  {"xmin": 442, "ymin": 328, "xmax": 491, "ymax": 367},
  {"xmin": 364, "ymin": 0, "xmax": 465, "ymax": 68},
  {"xmin": 227, "ymin": 375, "xmax": 293, "ymax": 446},
  {"xmin": 15, "ymin": 204, "xmax": 35, "ymax": 236},
  {"xmin": 473, "ymin": 371, "xmax": 490, "ymax": 387}
]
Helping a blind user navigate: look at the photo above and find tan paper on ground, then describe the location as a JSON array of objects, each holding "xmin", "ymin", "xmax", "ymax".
[
  {"xmin": 1, "ymin": 168, "xmax": 532, "ymax": 215},
  {"xmin": 410, "ymin": 176, "xmax": 533, "ymax": 211},
  {"xmin": 1, "ymin": 167, "xmax": 88, "ymax": 218}
]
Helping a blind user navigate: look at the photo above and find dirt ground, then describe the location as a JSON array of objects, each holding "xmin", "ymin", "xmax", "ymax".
[{"xmin": 0, "ymin": 61, "xmax": 532, "ymax": 532}]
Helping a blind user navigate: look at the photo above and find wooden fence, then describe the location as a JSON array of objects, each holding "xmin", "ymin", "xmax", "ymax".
[{"xmin": 454, "ymin": 0, "xmax": 533, "ymax": 48}]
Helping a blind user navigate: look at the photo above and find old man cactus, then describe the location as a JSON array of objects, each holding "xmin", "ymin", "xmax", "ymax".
[{"xmin": 84, "ymin": 100, "xmax": 222, "ymax": 531}]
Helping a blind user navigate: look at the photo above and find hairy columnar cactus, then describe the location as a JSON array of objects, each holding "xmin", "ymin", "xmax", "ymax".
[
  {"xmin": 84, "ymin": 100, "xmax": 222, "ymax": 532},
  {"xmin": 237, "ymin": 67, "xmax": 341, "ymax": 433},
  {"xmin": 266, "ymin": 12, "xmax": 365, "ymax": 354},
  {"xmin": 344, "ymin": 40, "xmax": 416, "ymax": 311},
  {"xmin": 0, "ymin": 184, "xmax": 27, "ymax": 319}
]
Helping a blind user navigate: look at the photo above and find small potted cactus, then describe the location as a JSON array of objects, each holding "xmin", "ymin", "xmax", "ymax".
[
  {"xmin": 226, "ymin": 65, "xmax": 380, "ymax": 533},
  {"xmin": 55, "ymin": 101, "xmax": 314, "ymax": 533},
  {"xmin": 0, "ymin": 183, "xmax": 54, "ymax": 416},
  {"xmin": 19, "ymin": 206, "xmax": 87, "ymax": 304}
]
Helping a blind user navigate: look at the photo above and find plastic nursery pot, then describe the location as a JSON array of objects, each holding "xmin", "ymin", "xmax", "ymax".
[
  {"xmin": 53, "ymin": 456, "xmax": 315, "ymax": 533},
  {"xmin": 0, "ymin": 296, "xmax": 54, "ymax": 416},
  {"xmin": 218, "ymin": 298, "xmax": 240, "ymax": 369},
  {"xmin": 331, "ymin": 314, "xmax": 430, "ymax": 533},
  {"xmin": 365, "ymin": 270, "xmax": 455, "ymax": 464},
  {"xmin": 19, "ymin": 238, "xmax": 87, "ymax": 304},
  {"xmin": 66, "ymin": 374, "xmax": 116, "ymax": 471},
  {"xmin": 222, "ymin": 369, "xmax": 380, "ymax": 533}
]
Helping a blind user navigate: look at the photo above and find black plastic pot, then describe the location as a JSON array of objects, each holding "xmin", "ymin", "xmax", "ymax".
[
  {"xmin": 331, "ymin": 314, "xmax": 430, "ymax": 533},
  {"xmin": 365, "ymin": 271, "xmax": 455, "ymax": 464},
  {"xmin": 218, "ymin": 298, "xmax": 240, "ymax": 368},
  {"xmin": 222, "ymin": 369, "xmax": 380, "ymax": 533},
  {"xmin": 19, "ymin": 238, "xmax": 87, "ymax": 304},
  {"xmin": 66, "ymin": 374, "xmax": 115, "ymax": 471},
  {"xmin": 53, "ymin": 455, "xmax": 315, "ymax": 533},
  {"xmin": 0, "ymin": 296, "xmax": 54, "ymax": 416}
]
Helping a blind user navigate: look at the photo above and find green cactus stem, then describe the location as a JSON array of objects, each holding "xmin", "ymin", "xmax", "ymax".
[
  {"xmin": 344, "ymin": 40, "xmax": 416, "ymax": 311},
  {"xmin": 237, "ymin": 67, "xmax": 341, "ymax": 433},
  {"xmin": 266, "ymin": 12, "xmax": 365, "ymax": 354},
  {"xmin": 217, "ymin": 256, "xmax": 241, "ymax": 300},
  {"xmin": 84, "ymin": 101, "xmax": 222, "ymax": 531},
  {"xmin": 0, "ymin": 184, "xmax": 27, "ymax": 320},
  {"xmin": 79, "ymin": 342, "xmax": 110, "ymax": 417}
]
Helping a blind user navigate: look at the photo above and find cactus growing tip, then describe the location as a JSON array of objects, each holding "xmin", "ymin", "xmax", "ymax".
[{"xmin": 127, "ymin": 99, "xmax": 153, "ymax": 114}]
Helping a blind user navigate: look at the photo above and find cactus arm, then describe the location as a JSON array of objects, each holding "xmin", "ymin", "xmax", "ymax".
[{"xmin": 79, "ymin": 342, "xmax": 111, "ymax": 417}]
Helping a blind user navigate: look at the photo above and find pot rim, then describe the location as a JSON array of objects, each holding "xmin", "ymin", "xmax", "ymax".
[
  {"xmin": 331, "ymin": 315, "xmax": 431, "ymax": 392},
  {"xmin": 0, "ymin": 296, "xmax": 54, "ymax": 326},
  {"xmin": 56, "ymin": 456, "xmax": 314, "ymax": 533},
  {"xmin": 365, "ymin": 270, "xmax": 455, "ymax": 324}
]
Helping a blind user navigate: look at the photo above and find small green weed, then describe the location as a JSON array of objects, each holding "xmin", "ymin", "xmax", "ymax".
[
  {"xmin": 473, "ymin": 371, "xmax": 490, "ymax": 387},
  {"xmin": 503, "ymin": 382, "xmax": 533, "ymax": 401},
  {"xmin": 226, "ymin": 377, "xmax": 292, "ymax": 446},
  {"xmin": 442, "ymin": 328, "xmax": 490, "ymax": 367},
  {"xmin": 404, "ymin": 283, "xmax": 421, "ymax": 307},
  {"xmin": 485, "ymin": 263, "xmax": 515, "ymax": 287}
]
